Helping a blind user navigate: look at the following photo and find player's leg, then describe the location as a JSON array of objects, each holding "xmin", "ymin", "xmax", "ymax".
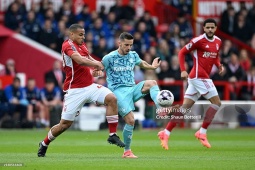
[
  {"xmin": 92, "ymin": 84, "xmax": 125, "ymax": 147},
  {"xmin": 141, "ymin": 80, "xmax": 160, "ymax": 108},
  {"xmin": 194, "ymin": 80, "xmax": 221, "ymax": 148},
  {"xmin": 114, "ymin": 86, "xmax": 137, "ymax": 158},
  {"xmin": 26, "ymin": 104, "xmax": 33, "ymax": 122},
  {"xmin": 158, "ymin": 82, "xmax": 198, "ymax": 150},
  {"xmin": 38, "ymin": 119, "xmax": 73, "ymax": 157},
  {"xmin": 38, "ymin": 88, "xmax": 86, "ymax": 157},
  {"xmin": 122, "ymin": 112, "xmax": 137, "ymax": 158}
]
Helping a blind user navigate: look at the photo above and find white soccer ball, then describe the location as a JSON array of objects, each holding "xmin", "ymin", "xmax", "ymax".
[{"xmin": 157, "ymin": 90, "xmax": 174, "ymax": 107}]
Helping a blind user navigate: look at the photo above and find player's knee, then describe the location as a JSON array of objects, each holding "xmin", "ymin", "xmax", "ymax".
[
  {"xmin": 105, "ymin": 93, "xmax": 117, "ymax": 105},
  {"xmin": 148, "ymin": 80, "xmax": 157, "ymax": 87},
  {"xmin": 59, "ymin": 121, "xmax": 72, "ymax": 131},
  {"xmin": 126, "ymin": 118, "xmax": 135, "ymax": 126}
]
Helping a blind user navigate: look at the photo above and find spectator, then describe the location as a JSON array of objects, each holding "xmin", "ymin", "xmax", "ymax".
[
  {"xmin": 99, "ymin": 5, "xmax": 107, "ymax": 21},
  {"xmin": 21, "ymin": 10, "xmax": 42, "ymax": 42},
  {"xmin": 104, "ymin": 12, "xmax": 120, "ymax": 49},
  {"xmin": 211, "ymin": 66, "xmax": 229, "ymax": 99},
  {"xmin": 56, "ymin": 20, "xmax": 68, "ymax": 53},
  {"xmin": 109, "ymin": 0, "xmax": 124, "ymax": 22},
  {"xmin": 134, "ymin": 21, "xmax": 150, "ymax": 51},
  {"xmin": 132, "ymin": 31, "xmax": 144, "ymax": 56},
  {"xmin": 44, "ymin": 60, "xmax": 65, "ymax": 89},
  {"xmin": 38, "ymin": 19, "xmax": 57, "ymax": 51},
  {"xmin": 122, "ymin": 0, "xmax": 136, "ymax": 22},
  {"xmin": 4, "ymin": 77, "xmax": 28, "ymax": 125},
  {"xmin": 225, "ymin": 52, "xmax": 246, "ymax": 99},
  {"xmin": 23, "ymin": 78, "xmax": 45, "ymax": 127},
  {"xmin": 240, "ymin": 66, "xmax": 255, "ymax": 100},
  {"xmin": 0, "ymin": 81, "xmax": 10, "ymax": 120},
  {"xmin": 1, "ymin": 59, "xmax": 17, "ymax": 77},
  {"xmin": 39, "ymin": 0, "xmax": 53, "ymax": 17},
  {"xmin": 57, "ymin": 1, "xmax": 76, "ymax": 26},
  {"xmin": 136, "ymin": 11, "xmax": 156, "ymax": 38},
  {"xmin": 4, "ymin": 2, "xmax": 24, "ymax": 32},
  {"xmin": 220, "ymin": 6, "xmax": 235, "ymax": 36},
  {"xmin": 92, "ymin": 37, "xmax": 108, "ymax": 59},
  {"xmin": 40, "ymin": 78, "xmax": 62, "ymax": 128},
  {"xmin": 247, "ymin": 0, "xmax": 255, "ymax": 31},
  {"xmin": 169, "ymin": 12, "xmax": 193, "ymax": 39},
  {"xmin": 171, "ymin": 0, "xmax": 192, "ymax": 14},
  {"xmin": 76, "ymin": 4, "xmax": 91, "ymax": 29},
  {"xmin": 90, "ymin": 18, "xmax": 111, "ymax": 47},
  {"xmin": 156, "ymin": 39, "xmax": 170, "ymax": 61},
  {"xmin": 233, "ymin": 13, "xmax": 253, "ymax": 44},
  {"xmin": 239, "ymin": 49, "xmax": 251, "ymax": 72},
  {"xmin": 220, "ymin": 39, "xmax": 238, "ymax": 64}
]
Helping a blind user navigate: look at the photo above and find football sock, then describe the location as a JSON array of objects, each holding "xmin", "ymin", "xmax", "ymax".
[
  {"xmin": 149, "ymin": 85, "xmax": 160, "ymax": 108},
  {"xmin": 164, "ymin": 129, "xmax": 171, "ymax": 136},
  {"xmin": 165, "ymin": 122, "xmax": 177, "ymax": 132},
  {"xmin": 199, "ymin": 127, "xmax": 207, "ymax": 134},
  {"xmin": 165, "ymin": 110, "xmax": 184, "ymax": 132},
  {"xmin": 43, "ymin": 129, "xmax": 56, "ymax": 146},
  {"xmin": 123, "ymin": 124, "xmax": 134, "ymax": 151},
  {"xmin": 106, "ymin": 115, "xmax": 118, "ymax": 135},
  {"xmin": 202, "ymin": 104, "xmax": 219, "ymax": 129}
]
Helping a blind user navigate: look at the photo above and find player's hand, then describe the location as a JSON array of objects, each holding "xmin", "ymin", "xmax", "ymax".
[
  {"xmin": 94, "ymin": 61, "xmax": 104, "ymax": 71},
  {"xmin": 92, "ymin": 70, "xmax": 103, "ymax": 77},
  {"xmin": 181, "ymin": 71, "xmax": 188, "ymax": 80},
  {"xmin": 151, "ymin": 57, "xmax": 161, "ymax": 69},
  {"xmin": 218, "ymin": 64, "xmax": 224, "ymax": 75}
]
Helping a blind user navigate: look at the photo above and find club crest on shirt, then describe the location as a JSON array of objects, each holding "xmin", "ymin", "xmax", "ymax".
[{"xmin": 216, "ymin": 44, "xmax": 219, "ymax": 50}]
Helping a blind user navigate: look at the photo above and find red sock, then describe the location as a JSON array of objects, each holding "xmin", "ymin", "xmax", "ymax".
[
  {"xmin": 43, "ymin": 135, "xmax": 51, "ymax": 145},
  {"xmin": 43, "ymin": 129, "xmax": 56, "ymax": 145},
  {"xmin": 165, "ymin": 122, "xmax": 177, "ymax": 132},
  {"xmin": 106, "ymin": 115, "xmax": 118, "ymax": 134},
  {"xmin": 202, "ymin": 104, "xmax": 219, "ymax": 129},
  {"xmin": 165, "ymin": 111, "xmax": 183, "ymax": 131}
]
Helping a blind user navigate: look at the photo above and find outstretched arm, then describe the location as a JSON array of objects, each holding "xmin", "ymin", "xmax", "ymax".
[{"xmin": 139, "ymin": 57, "xmax": 161, "ymax": 70}]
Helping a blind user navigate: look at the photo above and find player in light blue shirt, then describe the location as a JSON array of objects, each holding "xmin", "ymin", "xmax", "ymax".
[{"xmin": 102, "ymin": 32, "xmax": 161, "ymax": 158}]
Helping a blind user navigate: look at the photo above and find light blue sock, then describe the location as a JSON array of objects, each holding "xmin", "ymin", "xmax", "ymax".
[
  {"xmin": 123, "ymin": 124, "xmax": 134, "ymax": 151},
  {"xmin": 150, "ymin": 85, "xmax": 160, "ymax": 108}
]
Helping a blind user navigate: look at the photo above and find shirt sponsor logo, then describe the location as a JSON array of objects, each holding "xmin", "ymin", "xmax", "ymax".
[
  {"xmin": 202, "ymin": 52, "xmax": 217, "ymax": 58},
  {"xmin": 113, "ymin": 66, "xmax": 133, "ymax": 71}
]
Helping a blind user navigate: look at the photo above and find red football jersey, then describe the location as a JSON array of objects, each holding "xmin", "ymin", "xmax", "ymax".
[
  {"xmin": 62, "ymin": 39, "xmax": 93, "ymax": 91},
  {"xmin": 179, "ymin": 33, "xmax": 222, "ymax": 79}
]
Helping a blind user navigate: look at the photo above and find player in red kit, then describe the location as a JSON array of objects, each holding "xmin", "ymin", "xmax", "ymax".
[
  {"xmin": 158, "ymin": 18, "xmax": 224, "ymax": 150},
  {"xmin": 38, "ymin": 24, "xmax": 125, "ymax": 157}
]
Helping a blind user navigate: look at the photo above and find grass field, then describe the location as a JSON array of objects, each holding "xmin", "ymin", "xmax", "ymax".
[{"xmin": 0, "ymin": 128, "xmax": 254, "ymax": 170}]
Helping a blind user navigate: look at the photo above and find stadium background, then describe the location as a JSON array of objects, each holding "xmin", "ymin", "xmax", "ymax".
[
  {"xmin": 0, "ymin": 1, "xmax": 254, "ymax": 169},
  {"xmin": 0, "ymin": 0, "xmax": 255, "ymax": 129}
]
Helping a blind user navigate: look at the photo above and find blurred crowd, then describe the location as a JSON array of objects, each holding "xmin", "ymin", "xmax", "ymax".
[{"xmin": 1, "ymin": 0, "xmax": 255, "ymax": 128}]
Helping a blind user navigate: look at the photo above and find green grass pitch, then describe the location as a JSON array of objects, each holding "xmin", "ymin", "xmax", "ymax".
[{"xmin": 0, "ymin": 128, "xmax": 254, "ymax": 170}]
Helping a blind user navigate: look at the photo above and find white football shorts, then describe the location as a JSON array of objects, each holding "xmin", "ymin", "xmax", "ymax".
[
  {"xmin": 61, "ymin": 83, "xmax": 112, "ymax": 121},
  {"xmin": 184, "ymin": 78, "xmax": 218, "ymax": 102}
]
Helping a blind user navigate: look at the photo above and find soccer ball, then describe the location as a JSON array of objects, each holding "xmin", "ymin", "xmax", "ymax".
[{"xmin": 157, "ymin": 90, "xmax": 174, "ymax": 107}]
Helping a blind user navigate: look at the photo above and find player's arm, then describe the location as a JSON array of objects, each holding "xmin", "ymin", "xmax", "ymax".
[
  {"xmin": 139, "ymin": 57, "xmax": 161, "ymax": 70},
  {"xmin": 215, "ymin": 55, "xmax": 224, "ymax": 75},
  {"xmin": 178, "ymin": 41, "xmax": 196, "ymax": 79},
  {"xmin": 71, "ymin": 52, "xmax": 104, "ymax": 71}
]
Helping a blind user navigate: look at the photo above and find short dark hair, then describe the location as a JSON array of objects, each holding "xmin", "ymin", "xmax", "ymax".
[
  {"xmin": 13, "ymin": 77, "xmax": 20, "ymax": 82},
  {"xmin": 69, "ymin": 24, "xmax": 84, "ymax": 32},
  {"xmin": 203, "ymin": 18, "xmax": 217, "ymax": 26},
  {"xmin": 119, "ymin": 32, "xmax": 133, "ymax": 41}
]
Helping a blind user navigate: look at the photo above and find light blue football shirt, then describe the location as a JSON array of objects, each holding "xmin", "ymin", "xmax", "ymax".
[{"xmin": 102, "ymin": 50, "xmax": 142, "ymax": 91}]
